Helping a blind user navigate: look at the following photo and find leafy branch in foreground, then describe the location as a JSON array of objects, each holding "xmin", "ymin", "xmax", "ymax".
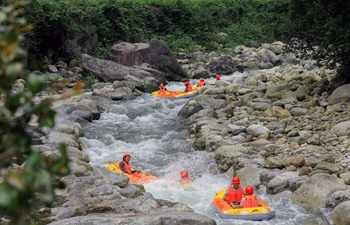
[{"xmin": 0, "ymin": 2, "xmax": 70, "ymax": 224}]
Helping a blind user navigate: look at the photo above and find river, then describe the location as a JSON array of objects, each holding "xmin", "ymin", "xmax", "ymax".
[{"xmin": 81, "ymin": 76, "xmax": 330, "ymax": 225}]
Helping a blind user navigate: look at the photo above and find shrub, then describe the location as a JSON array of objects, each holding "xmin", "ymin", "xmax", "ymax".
[{"xmin": 0, "ymin": 2, "xmax": 70, "ymax": 223}]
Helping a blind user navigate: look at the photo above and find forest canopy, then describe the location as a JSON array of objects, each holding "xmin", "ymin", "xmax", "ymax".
[{"xmin": 0, "ymin": 0, "xmax": 349, "ymax": 84}]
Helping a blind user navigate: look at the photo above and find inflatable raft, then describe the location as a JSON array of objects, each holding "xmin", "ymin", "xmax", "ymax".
[
  {"xmin": 211, "ymin": 190, "xmax": 275, "ymax": 221},
  {"xmin": 106, "ymin": 163, "xmax": 160, "ymax": 184},
  {"xmin": 152, "ymin": 88, "xmax": 198, "ymax": 99}
]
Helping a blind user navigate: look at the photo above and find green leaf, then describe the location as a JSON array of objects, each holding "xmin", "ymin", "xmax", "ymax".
[
  {"xmin": 26, "ymin": 73, "xmax": 45, "ymax": 94},
  {"xmin": 0, "ymin": 184, "xmax": 16, "ymax": 207},
  {"xmin": 6, "ymin": 172, "xmax": 26, "ymax": 191},
  {"xmin": 35, "ymin": 170, "xmax": 55, "ymax": 204},
  {"xmin": 50, "ymin": 145, "xmax": 70, "ymax": 175},
  {"xmin": 5, "ymin": 62, "xmax": 23, "ymax": 76},
  {"xmin": 38, "ymin": 108, "xmax": 56, "ymax": 127},
  {"xmin": 36, "ymin": 170, "xmax": 51, "ymax": 185},
  {"xmin": 6, "ymin": 91, "xmax": 25, "ymax": 113},
  {"xmin": 0, "ymin": 12, "xmax": 7, "ymax": 23},
  {"xmin": 24, "ymin": 152, "xmax": 43, "ymax": 169}
]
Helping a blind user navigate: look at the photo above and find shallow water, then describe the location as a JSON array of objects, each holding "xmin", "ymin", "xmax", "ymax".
[{"xmin": 81, "ymin": 76, "xmax": 330, "ymax": 225}]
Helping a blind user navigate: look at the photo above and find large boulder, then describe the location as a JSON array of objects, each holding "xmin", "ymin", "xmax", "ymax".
[
  {"xmin": 105, "ymin": 39, "xmax": 187, "ymax": 81},
  {"xmin": 82, "ymin": 54, "xmax": 163, "ymax": 92},
  {"xmin": 207, "ymin": 56, "xmax": 237, "ymax": 74},
  {"xmin": 291, "ymin": 174, "xmax": 345, "ymax": 211},
  {"xmin": 329, "ymin": 83, "xmax": 350, "ymax": 104}
]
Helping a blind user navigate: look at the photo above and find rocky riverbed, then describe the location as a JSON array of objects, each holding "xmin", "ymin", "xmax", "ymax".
[{"xmin": 4, "ymin": 41, "xmax": 350, "ymax": 225}]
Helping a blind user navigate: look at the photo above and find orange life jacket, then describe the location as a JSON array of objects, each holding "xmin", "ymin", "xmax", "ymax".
[
  {"xmin": 242, "ymin": 195, "xmax": 260, "ymax": 208},
  {"xmin": 119, "ymin": 161, "xmax": 132, "ymax": 173},
  {"xmin": 159, "ymin": 86, "xmax": 166, "ymax": 94},
  {"xmin": 186, "ymin": 85, "xmax": 193, "ymax": 92},
  {"xmin": 197, "ymin": 81, "xmax": 205, "ymax": 87},
  {"xmin": 226, "ymin": 185, "xmax": 244, "ymax": 203}
]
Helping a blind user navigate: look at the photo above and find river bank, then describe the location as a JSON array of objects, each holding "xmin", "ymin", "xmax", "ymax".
[{"xmin": 6, "ymin": 41, "xmax": 350, "ymax": 224}]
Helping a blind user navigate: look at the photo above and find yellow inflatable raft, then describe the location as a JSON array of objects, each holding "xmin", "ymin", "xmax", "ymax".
[
  {"xmin": 152, "ymin": 87, "xmax": 198, "ymax": 99},
  {"xmin": 106, "ymin": 163, "xmax": 160, "ymax": 184},
  {"xmin": 211, "ymin": 189, "xmax": 275, "ymax": 221}
]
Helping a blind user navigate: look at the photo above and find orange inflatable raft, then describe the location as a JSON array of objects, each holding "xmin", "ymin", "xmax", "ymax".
[{"xmin": 106, "ymin": 163, "xmax": 160, "ymax": 184}]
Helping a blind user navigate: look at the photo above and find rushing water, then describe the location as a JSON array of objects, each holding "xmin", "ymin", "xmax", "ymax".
[{"xmin": 81, "ymin": 77, "xmax": 330, "ymax": 225}]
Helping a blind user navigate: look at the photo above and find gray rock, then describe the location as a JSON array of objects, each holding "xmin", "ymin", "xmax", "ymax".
[
  {"xmin": 291, "ymin": 174, "xmax": 345, "ymax": 210},
  {"xmin": 314, "ymin": 161, "xmax": 343, "ymax": 175},
  {"xmin": 329, "ymin": 83, "xmax": 350, "ymax": 104},
  {"xmin": 236, "ymin": 167, "xmax": 261, "ymax": 187},
  {"xmin": 265, "ymin": 156, "xmax": 285, "ymax": 169},
  {"xmin": 248, "ymin": 102, "xmax": 271, "ymax": 111},
  {"xmin": 330, "ymin": 121, "xmax": 350, "ymax": 136},
  {"xmin": 246, "ymin": 124, "xmax": 270, "ymax": 137},
  {"xmin": 105, "ymin": 40, "xmax": 187, "ymax": 81},
  {"xmin": 82, "ymin": 54, "xmax": 163, "ymax": 92},
  {"xmin": 42, "ymin": 132, "xmax": 81, "ymax": 149},
  {"xmin": 267, "ymin": 172, "xmax": 298, "ymax": 193},
  {"xmin": 330, "ymin": 201, "xmax": 350, "ymax": 225},
  {"xmin": 118, "ymin": 184, "xmax": 144, "ymax": 198},
  {"xmin": 290, "ymin": 107, "xmax": 309, "ymax": 116},
  {"xmin": 227, "ymin": 124, "xmax": 246, "ymax": 135},
  {"xmin": 340, "ymin": 172, "xmax": 350, "ymax": 185},
  {"xmin": 48, "ymin": 212, "xmax": 216, "ymax": 225}
]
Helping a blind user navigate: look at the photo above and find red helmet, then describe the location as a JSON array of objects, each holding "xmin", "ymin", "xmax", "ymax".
[
  {"xmin": 245, "ymin": 186, "xmax": 254, "ymax": 195},
  {"xmin": 122, "ymin": 153, "xmax": 130, "ymax": 159},
  {"xmin": 216, "ymin": 75, "xmax": 221, "ymax": 80},
  {"xmin": 232, "ymin": 176, "xmax": 240, "ymax": 184},
  {"xmin": 200, "ymin": 78, "xmax": 204, "ymax": 82},
  {"xmin": 184, "ymin": 81, "xmax": 190, "ymax": 86},
  {"xmin": 180, "ymin": 171, "xmax": 189, "ymax": 178}
]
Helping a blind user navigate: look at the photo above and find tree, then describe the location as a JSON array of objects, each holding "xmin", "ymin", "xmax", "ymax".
[
  {"xmin": 0, "ymin": 2, "xmax": 70, "ymax": 224},
  {"xmin": 286, "ymin": 0, "xmax": 350, "ymax": 87}
]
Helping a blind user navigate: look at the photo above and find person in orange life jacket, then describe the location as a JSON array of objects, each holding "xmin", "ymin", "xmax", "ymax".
[
  {"xmin": 184, "ymin": 81, "xmax": 193, "ymax": 92},
  {"xmin": 119, "ymin": 153, "xmax": 138, "ymax": 174},
  {"xmin": 179, "ymin": 170, "xmax": 190, "ymax": 183},
  {"xmin": 158, "ymin": 82, "xmax": 167, "ymax": 94},
  {"xmin": 240, "ymin": 186, "xmax": 262, "ymax": 208},
  {"xmin": 210, "ymin": 75, "xmax": 221, "ymax": 86},
  {"xmin": 223, "ymin": 176, "xmax": 245, "ymax": 208},
  {"xmin": 197, "ymin": 78, "xmax": 206, "ymax": 87}
]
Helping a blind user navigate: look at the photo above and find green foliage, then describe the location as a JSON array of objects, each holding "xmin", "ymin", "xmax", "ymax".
[
  {"xmin": 286, "ymin": 0, "xmax": 350, "ymax": 84},
  {"xmin": 0, "ymin": 2, "xmax": 70, "ymax": 224},
  {"xmin": 7, "ymin": 0, "xmax": 290, "ymax": 68},
  {"xmin": 82, "ymin": 72, "xmax": 98, "ymax": 90}
]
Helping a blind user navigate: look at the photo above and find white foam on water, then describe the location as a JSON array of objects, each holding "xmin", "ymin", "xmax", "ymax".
[{"xmin": 82, "ymin": 82, "xmax": 330, "ymax": 225}]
